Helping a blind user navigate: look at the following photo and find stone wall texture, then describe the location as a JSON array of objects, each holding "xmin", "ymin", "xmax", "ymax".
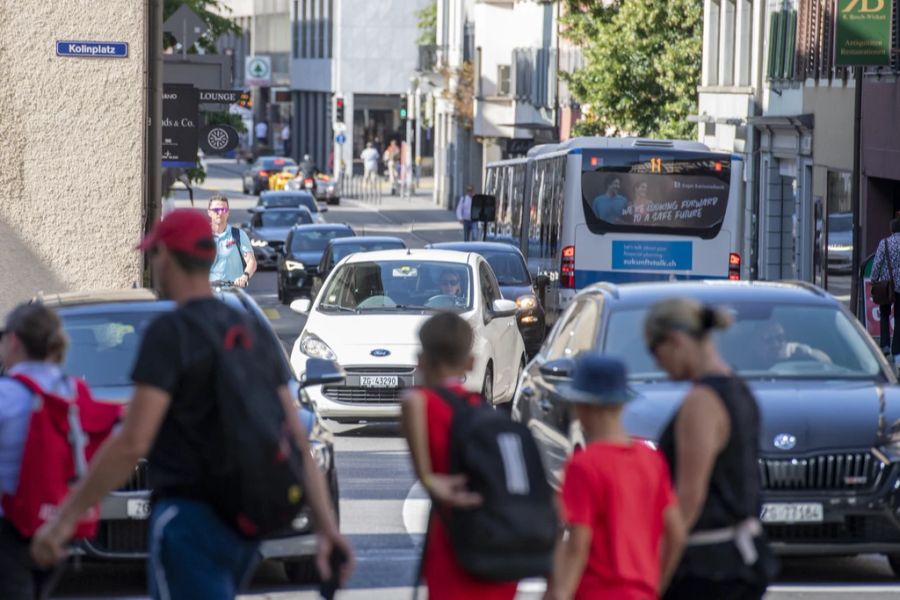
[{"xmin": 0, "ymin": 1, "xmax": 147, "ymax": 313}]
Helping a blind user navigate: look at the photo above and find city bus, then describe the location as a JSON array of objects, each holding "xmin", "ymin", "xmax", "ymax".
[{"xmin": 484, "ymin": 137, "xmax": 746, "ymax": 325}]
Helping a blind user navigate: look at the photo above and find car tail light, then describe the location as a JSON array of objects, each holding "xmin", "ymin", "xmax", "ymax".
[
  {"xmin": 561, "ymin": 245, "xmax": 575, "ymax": 289},
  {"xmin": 729, "ymin": 252, "xmax": 741, "ymax": 280},
  {"xmin": 259, "ymin": 170, "xmax": 269, "ymax": 177}
]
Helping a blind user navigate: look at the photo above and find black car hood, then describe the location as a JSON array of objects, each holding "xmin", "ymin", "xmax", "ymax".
[
  {"xmin": 499, "ymin": 284, "xmax": 534, "ymax": 300},
  {"xmin": 251, "ymin": 227, "xmax": 293, "ymax": 242},
  {"xmin": 622, "ymin": 379, "xmax": 900, "ymax": 455}
]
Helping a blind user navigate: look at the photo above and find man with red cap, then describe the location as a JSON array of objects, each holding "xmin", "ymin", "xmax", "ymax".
[{"xmin": 30, "ymin": 210, "xmax": 353, "ymax": 599}]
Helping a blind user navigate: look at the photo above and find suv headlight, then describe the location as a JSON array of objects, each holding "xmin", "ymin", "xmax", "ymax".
[
  {"xmin": 285, "ymin": 260, "xmax": 305, "ymax": 271},
  {"xmin": 300, "ymin": 332, "xmax": 337, "ymax": 360},
  {"xmin": 516, "ymin": 294, "xmax": 537, "ymax": 310},
  {"xmin": 251, "ymin": 239, "xmax": 268, "ymax": 247}
]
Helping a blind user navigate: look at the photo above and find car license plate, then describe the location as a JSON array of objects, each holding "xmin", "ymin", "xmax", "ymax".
[
  {"xmin": 360, "ymin": 375, "xmax": 399, "ymax": 388},
  {"xmin": 760, "ymin": 502, "xmax": 823, "ymax": 523},
  {"xmin": 126, "ymin": 499, "xmax": 151, "ymax": 520}
]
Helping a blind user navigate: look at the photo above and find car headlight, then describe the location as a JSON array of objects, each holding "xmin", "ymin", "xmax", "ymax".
[
  {"xmin": 251, "ymin": 239, "xmax": 268, "ymax": 248},
  {"xmin": 516, "ymin": 294, "xmax": 537, "ymax": 310},
  {"xmin": 828, "ymin": 244, "xmax": 852, "ymax": 252},
  {"xmin": 309, "ymin": 441, "xmax": 330, "ymax": 471},
  {"xmin": 285, "ymin": 260, "xmax": 305, "ymax": 271},
  {"xmin": 300, "ymin": 332, "xmax": 337, "ymax": 360}
]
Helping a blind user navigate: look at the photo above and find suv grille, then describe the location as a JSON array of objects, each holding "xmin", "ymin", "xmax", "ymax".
[
  {"xmin": 759, "ymin": 452, "xmax": 885, "ymax": 491},
  {"xmin": 90, "ymin": 520, "xmax": 148, "ymax": 554},
  {"xmin": 119, "ymin": 460, "xmax": 150, "ymax": 492},
  {"xmin": 323, "ymin": 386, "xmax": 403, "ymax": 403},
  {"xmin": 766, "ymin": 516, "xmax": 900, "ymax": 544}
]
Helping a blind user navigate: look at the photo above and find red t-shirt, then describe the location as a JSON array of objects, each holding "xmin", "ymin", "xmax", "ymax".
[{"xmin": 560, "ymin": 441, "xmax": 676, "ymax": 600}]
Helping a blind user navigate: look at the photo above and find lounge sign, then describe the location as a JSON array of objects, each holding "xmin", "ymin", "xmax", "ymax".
[{"xmin": 835, "ymin": 0, "xmax": 892, "ymax": 66}]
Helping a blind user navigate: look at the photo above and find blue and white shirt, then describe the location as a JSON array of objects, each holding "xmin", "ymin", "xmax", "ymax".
[
  {"xmin": 209, "ymin": 227, "xmax": 252, "ymax": 283},
  {"xmin": 0, "ymin": 362, "xmax": 74, "ymax": 512},
  {"xmin": 872, "ymin": 233, "xmax": 900, "ymax": 292}
]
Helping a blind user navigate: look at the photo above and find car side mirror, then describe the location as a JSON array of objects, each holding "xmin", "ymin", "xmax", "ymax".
[
  {"xmin": 290, "ymin": 298, "xmax": 312, "ymax": 314},
  {"xmin": 491, "ymin": 298, "xmax": 518, "ymax": 319},
  {"xmin": 241, "ymin": 222, "xmax": 250, "ymax": 229},
  {"xmin": 539, "ymin": 357, "xmax": 575, "ymax": 380},
  {"xmin": 535, "ymin": 274, "xmax": 550, "ymax": 289},
  {"xmin": 320, "ymin": 206, "xmax": 329, "ymax": 213},
  {"xmin": 301, "ymin": 358, "xmax": 344, "ymax": 388}
]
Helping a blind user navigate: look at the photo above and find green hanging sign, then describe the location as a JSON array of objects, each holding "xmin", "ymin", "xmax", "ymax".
[{"xmin": 835, "ymin": 0, "xmax": 893, "ymax": 66}]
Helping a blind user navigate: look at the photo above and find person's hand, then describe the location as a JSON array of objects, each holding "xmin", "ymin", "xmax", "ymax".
[
  {"xmin": 235, "ymin": 274, "xmax": 250, "ymax": 288},
  {"xmin": 31, "ymin": 517, "xmax": 76, "ymax": 568},
  {"xmin": 315, "ymin": 528, "xmax": 355, "ymax": 586},
  {"xmin": 425, "ymin": 473, "xmax": 482, "ymax": 509}
]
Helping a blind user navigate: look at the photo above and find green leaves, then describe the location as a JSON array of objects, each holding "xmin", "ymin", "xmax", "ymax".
[
  {"xmin": 416, "ymin": 1, "xmax": 438, "ymax": 46},
  {"xmin": 163, "ymin": 0, "xmax": 242, "ymax": 54},
  {"xmin": 562, "ymin": 0, "xmax": 701, "ymax": 139}
]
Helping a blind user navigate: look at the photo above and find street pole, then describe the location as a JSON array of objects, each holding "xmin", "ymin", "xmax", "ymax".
[
  {"xmin": 405, "ymin": 86, "xmax": 413, "ymax": 197},
  {"xmin": 144, "ymin": 0, "xmax": 163, "ymax": 285},
  {"xmin": 850, "ymin": 65, "xmax": 863, "ymax": 316},
  {"xmin": 414, "ymin": 86, "xmax": 422, "ymax": 186}
]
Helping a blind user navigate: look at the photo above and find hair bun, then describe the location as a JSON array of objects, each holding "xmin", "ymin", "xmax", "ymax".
[{"xmin": 701, "ymin": 305, "xmax": 732, "ymax": 331}]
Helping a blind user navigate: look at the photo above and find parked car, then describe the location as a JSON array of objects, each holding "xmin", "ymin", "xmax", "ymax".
[
  {"xmin": 310, "ymin": 236, "xmax": 407, "ymax": 299},
  {"xmin": 40, "ymin": 287, "xmax": 341, "ymax": 583},
  {"xmin": 428, "ymin": 241, "xmax": 548, "ymax": 356},
  {"xmin": 513, "ymin": 280, "xmax": 900, "ymax": 574},
  {"xmin": 242, "ymin": 156, "xmax": 297, "ymax": 195},
  {"xmin": 288, "ymin": 248, "xmax": 527, "ymax": 422},
  {"xmin": 827, "ymin": 212, "xmax": 853, "ymax": 274},
  {"xmin": 255, "ymin": 190, "xmax": 326, "ymax": 224},
  {"xmin": 277, "ymin": 224, "xmax": 356, "ymax": 303},
  {"xmin": 242, "ymin": 207, "xmax": 314, "ymax": 269}
]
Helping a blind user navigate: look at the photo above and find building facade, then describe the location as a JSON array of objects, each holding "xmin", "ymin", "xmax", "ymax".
[{"xmin": 0, "ymin": 2, "xmax": 148, "ymax": 312}]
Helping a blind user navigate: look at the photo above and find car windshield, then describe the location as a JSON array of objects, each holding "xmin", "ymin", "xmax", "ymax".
[
  {"xmin": 829, "ymin": 213, "xmax": 852, "ymax": 233},
  {"xmin": 481, "ymin": 250, "xmax": 530, "ymax": 286},
  {"xmin": 256, "ymin": 210, "xmax": 311, "ymax": 228},
  {"xmin": 603, "ymin": 303, "xmax": 883, "ymax": 381},
  {"xmin": 319, "ymin": 260, "xmax": 473, "ymax": 312},
  {"xmin": 332, "ymin": 241, "xmax": 406, "ymax": 262},
  {"xmin": 262, "ymin": 193, "xmax": 318, "ymax": 212},
  {"xmin": 261, "ymin": 158, "xmax": 297, "ymax": 170},
  {"xmin": 60, "ymin": 310, "xmax": 165, "ymax": 388},
  {"xmin": 291, "ymin": 229, "xmax": 353, "ymax": 252}
]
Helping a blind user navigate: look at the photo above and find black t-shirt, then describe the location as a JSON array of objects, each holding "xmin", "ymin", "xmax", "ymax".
[{"xmin": 131, "ymin": 297, "xmax": 290, "ymax": 501}]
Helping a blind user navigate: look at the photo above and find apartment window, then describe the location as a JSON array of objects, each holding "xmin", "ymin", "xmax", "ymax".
[
  {"xmin": 767, "ymin": 9, "xmax": 797, "ymax": 81},
  {"xmin": 295, "ymin": 0, "xmax": 333, "ymax": 59},
  {"xmin": 704, "ymin": 0, "xmax": 721, "ymax": 86},
  {"xmin": 498, "ymin": 65, "xmax": 511, "ymax": 96}
]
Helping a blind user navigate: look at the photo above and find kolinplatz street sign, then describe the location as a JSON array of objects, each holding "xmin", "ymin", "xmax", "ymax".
[
  {"xmin": 245, "ymin": 56, "xmax": 272, "ymax": 87},
  {"xmin": 836, "ymin": 0, "xmax": 892, "ymax": 66}
]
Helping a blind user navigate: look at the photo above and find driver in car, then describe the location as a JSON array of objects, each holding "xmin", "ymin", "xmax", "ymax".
[
  {"xmin": 749, "ymin": 321, "xmax": 832, "ymax": 369},
  {"xmin": 438, "ymin": 270, "xmax": 463, "ymax": 300}
]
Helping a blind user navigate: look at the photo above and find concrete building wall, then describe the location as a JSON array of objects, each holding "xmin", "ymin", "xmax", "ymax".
[{"xmin": 0, "ymin": 1, "xmax": 147, "ymax": 313}]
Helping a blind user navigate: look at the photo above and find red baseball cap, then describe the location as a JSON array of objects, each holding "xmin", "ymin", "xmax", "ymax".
[{"xmin": 136, "ymin": 209, "xmax": 216, "ymax": 259}]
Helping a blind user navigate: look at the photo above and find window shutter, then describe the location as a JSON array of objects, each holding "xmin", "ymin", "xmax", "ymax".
[
  {"xmin": 784, "ymin": 10, "xmax": 797, "ymax": 79},
  {"xmin": 768, "ymin": 11, "xmax": 779, "ymax": 80}
]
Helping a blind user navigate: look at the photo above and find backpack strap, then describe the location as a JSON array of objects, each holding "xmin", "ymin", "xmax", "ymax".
[
  {"xmin": 432, "ymin": 386, "xmax": 476, "ymax": 413},
  {"xmin": 232, "ymin": 226, "xmax": 247, "ymax": 271},
  {"xmin": 9, "ymin": 373, "xmax": 44, "ymax": 396}
]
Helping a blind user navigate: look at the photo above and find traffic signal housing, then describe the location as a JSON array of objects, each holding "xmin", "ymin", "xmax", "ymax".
[{"xmin": 334, "ymin": 95, "xmax": 345, "ymax": 124}]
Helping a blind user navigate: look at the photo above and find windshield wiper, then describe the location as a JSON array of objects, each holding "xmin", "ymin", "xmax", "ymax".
[{"xmin": 319, "ymin": 303, "xmax": 357, "ymax": 313}]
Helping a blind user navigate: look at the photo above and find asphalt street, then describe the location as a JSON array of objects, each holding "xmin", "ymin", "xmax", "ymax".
[{"xmin": 53, "ymin": 159, "xmax": 900, "ymax": 599}]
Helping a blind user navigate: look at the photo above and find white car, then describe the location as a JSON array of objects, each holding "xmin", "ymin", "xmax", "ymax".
[{"xmin": 289, "ymin": 249, "xmax": 527, "ymax": 421}]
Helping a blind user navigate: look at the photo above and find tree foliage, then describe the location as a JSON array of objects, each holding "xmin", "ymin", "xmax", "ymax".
[
  {"xmin": 562, "ymin": 0, "xmax": 702, "ymax": 139},
  {"xmin": 163, "ymin": 0, "xmax": 242, "ymax": 53},
  {"xmin": 416, "ymin": 1, "xmax": 438, "ymax": 45}
]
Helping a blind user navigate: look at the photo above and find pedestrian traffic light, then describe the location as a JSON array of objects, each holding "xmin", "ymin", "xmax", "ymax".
[
  {"xmin": 399, "ymin": 94, "xmax": 408, "ymax": 120},
  {"xmin": 334, "ymin": 95, "xmax": 345, "ymax": 124}
]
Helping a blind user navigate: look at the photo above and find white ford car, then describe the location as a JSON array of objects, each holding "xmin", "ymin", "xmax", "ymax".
[{"xmin": 289, "ymin": 249, "xmax": 527, "ymax": 421}]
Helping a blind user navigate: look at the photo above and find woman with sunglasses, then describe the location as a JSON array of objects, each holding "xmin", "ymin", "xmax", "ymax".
[{"xmin": 644, "ymin": 298, "xmax": 775, "ymax": 600}]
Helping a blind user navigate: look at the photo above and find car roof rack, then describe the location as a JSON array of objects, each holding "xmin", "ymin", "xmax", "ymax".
[{"xmin": 777, "ymin": 280, "xmax": 829, "ymax": 298}]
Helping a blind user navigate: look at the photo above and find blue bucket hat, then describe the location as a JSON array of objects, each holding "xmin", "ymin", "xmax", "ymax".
[{"xmin": 558, "ymin": 354, "xmax": 635, "ymax": 406}]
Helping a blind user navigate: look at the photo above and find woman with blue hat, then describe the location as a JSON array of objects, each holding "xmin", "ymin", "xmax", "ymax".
[{"xmin": 547, "ymin": 354, "xmax": 685, "ymax": 600}]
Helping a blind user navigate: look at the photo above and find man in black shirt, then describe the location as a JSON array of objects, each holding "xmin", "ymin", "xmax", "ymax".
[{"xmin": 31, "ymin": 210, "xmax": 353, "ymax": 599}]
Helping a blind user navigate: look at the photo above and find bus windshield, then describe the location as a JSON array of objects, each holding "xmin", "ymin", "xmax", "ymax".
[{"xmin": 581, "ymin": 153, "xmax": 731, "ymax": 239}]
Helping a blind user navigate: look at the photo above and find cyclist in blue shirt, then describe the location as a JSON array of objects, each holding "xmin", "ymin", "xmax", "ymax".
[{"xmin": 207, "ymin": 194, "xmax": 256, "ymax": 287}]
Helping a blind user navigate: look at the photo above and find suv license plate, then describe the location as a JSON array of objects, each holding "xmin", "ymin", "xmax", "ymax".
[
  {"xmin": 760, "ymin": 502, "xmax": 823, "ymax": 523},
  {"xmin": 360, "ymin": 376, "xmax": 399, "ymax": 388},
  {"xmin": 126, "ymin": 499, "xmax": 151, "ymax": 520}
]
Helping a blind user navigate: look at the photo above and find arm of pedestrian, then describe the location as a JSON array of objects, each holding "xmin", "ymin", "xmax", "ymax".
[
  {"xmin": 278, "ymin": 386, "xmax": 355, "ymax": 584},
  {"xmin": 673, "ymin": 386, "xmax": 730, "ymax": 529},
  {"xmin": 30, "ymin": 384, "xmax": 172, "ymax": 568},
  {"xmin": 658, "ymin": 504, "xmax": 686, "ymax": 595},
  {"xmin": 548, "ymin": 524, "xmax": 592, "ymax": 600}
]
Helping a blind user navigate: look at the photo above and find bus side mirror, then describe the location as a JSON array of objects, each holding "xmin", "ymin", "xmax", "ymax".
[{"xmin": 535, "ymin": 274, "xmax": 550, "ymax": 289}]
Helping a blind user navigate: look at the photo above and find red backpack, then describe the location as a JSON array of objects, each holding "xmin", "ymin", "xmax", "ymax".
[{"xmin": 1, "ymin": 373, "xmax": 122, "ymax": 538}]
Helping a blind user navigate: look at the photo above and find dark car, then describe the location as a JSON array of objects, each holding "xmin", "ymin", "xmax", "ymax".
[
  {"xmin": 242, "ymin": 156, "xmax": 298, "ymax": 195},
  {"xmin": 827, "ymin": 212, "xmax": 853, "ymax": 274},
  {"xmin": 243, "ymin": 207, "xmax": 314, "ymax": 269},
  {"xmin": 40, "ymin": 287, "xmax": 341, "ymax": 583},
  {"xmin": 255, "ymin": 190, "xmax": 326, "ymax": 224},
  {"xmin": 514, "ymin": 280, "xmax": 900, "ymax": 573},
  {"xmin": 429, "ymin": 241, "xmax": 547, "ymax": 355},
  {"xmin": 278, "ymin": 224, "xmax": 356, "ymax": 303},
  {"xmin": 310, "ymin": 236, "xmax": 407, "ymax": 298}
]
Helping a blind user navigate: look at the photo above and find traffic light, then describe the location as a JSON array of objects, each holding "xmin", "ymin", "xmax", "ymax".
[
  {"xmin": 334, "ymin": 95, "xmax": 345, "ymax": 123},
  {"xmin": 399, "ymin": 94, "xmax": 408, "ymax": 120}
]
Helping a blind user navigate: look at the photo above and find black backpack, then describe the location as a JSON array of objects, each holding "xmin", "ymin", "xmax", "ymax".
[
  {"xmin": 435, "ymin": 387, "xmax": 557, "ymax": 582},
  {"xmin": 181, "ymin": 308, "xmax": 306, "ymax": 539}
]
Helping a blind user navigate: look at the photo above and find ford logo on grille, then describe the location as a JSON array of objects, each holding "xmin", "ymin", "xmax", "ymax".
[
  {"xmin": 773, "ymin": 433, "xmax": 797, "ymax": 451},
  {"xmin": 370, "ymin": 349, "xmax": 391, "ymax": 357}
]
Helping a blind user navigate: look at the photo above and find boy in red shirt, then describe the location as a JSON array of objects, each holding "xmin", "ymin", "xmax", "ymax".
[{"xmin": 547, "ymin": 355, "xmax": 685, "ymax": 600}]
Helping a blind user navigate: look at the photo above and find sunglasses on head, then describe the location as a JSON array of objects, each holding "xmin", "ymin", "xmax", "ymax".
[{"xmin": 209, "ymin": 207, "xmax": 229, "ymax": 214}]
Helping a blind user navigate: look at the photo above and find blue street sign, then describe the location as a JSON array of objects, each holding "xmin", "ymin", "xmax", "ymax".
[
  {"xmin": 56, "ymin": 41, "xmax": 129, "ymax": 58},
  {"xmin": 335, "ymin": 133, "xmax": 346, "ymax": 144}
]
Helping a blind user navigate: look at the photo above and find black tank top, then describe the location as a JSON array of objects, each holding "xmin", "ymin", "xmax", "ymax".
[{"xmin": 660, "ymin": 374, "xmax": 762, "ymax": 530}]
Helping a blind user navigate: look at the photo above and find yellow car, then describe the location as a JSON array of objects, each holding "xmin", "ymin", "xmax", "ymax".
[{"xmin": 268, "ymin": 166, "xmax": 300, "ymax": 191}]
